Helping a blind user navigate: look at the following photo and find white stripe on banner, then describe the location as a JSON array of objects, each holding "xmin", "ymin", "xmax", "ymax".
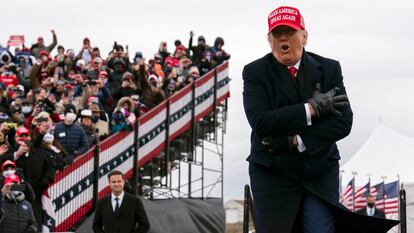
[
  {"xmin": 139, "ymin": 109, "xmax": 167, "ymax": 136},
  {"xmin": 217, "ymin": 67, "xmax": 229, "ymax": 82},
  {"xmin": 55, "ymin": 185, "xmax": 93, "ymax": 226},
  {"xmin": 100, "ymin": 133, "xmax": 134, "ymax": 165},
  {"xmin": 217, "ymin": 67, "xmax": 230, "ymax": 101},
  {"xmin": 138, "ymin": 109, "xmax": 167, "ymax": 158},
  {"xmin": 169, "ymin": 91, "xmax": 192, "ymax": 137},
  {"xmin": 138, "ymin": 131, "xmax": 166, "ymax": 159},
  {"xmin": 49, "ymin": 159, "xmax": 94, "ymax": 198},
  {"xmin": 195, "ymin": 78, "xmax": 215, "ymax": 116}
]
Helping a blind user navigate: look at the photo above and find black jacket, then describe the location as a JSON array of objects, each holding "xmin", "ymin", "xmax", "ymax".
[
  {"xmin": 0, "ymin": 194, "xmax": 37, "ymax": 233},
  {"xmin": 15, "ymin": 147, "xmax": 56, "ymax": 197},
  {"xmin": 243, "ymin": 52, "xmax": 398, "ymax": 232},
  {"xmin": 93, "ymin": 192, "xmax": 150, "ymax": 233}
]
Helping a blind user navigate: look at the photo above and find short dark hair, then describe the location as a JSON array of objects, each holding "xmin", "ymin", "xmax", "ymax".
[{"xmin": 107, "ymin": 170, "xmax": 124, "ymax": 180}]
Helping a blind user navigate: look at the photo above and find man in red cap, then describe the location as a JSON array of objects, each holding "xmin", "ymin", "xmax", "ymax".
[
  {"xmin": 243, "ymin": 6, "xmax": 397, "ymax": 233},
  {"xmin": 0, "ymin": 174, "xmax": 37, "ymax": 232}
]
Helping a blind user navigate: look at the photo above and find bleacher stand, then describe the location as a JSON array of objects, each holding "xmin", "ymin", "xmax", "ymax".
[{"xmin": 0, "ymin": 30, "xmax": 230, "ymax": 232}]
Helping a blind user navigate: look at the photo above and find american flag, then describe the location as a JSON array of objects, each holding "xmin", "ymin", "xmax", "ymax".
[
  {"xmin": 340, "ymin": 178, "xmax": 355, "ymax": 211},
  {"xmin": 354, "ymin": 182, "xmax": 370, "ymax": 211},
  {"xmin": 370, "ymin": 182, "xmax": 385, "ymax": 210},
  {"xmin": 384, "ymin": 181, "xmax": 399, "ymax": 215}
]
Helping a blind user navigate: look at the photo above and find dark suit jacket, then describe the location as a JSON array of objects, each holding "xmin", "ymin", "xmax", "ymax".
[
  {"xmin": 243, "ymin": 52, "xmax": 398, "ymax": 232},
  {"xmin": 92, "ymin": 193, "xmax": 150, "ymax": 233},
  {"xmin": 356, "ymin": 207, "xmax": 386, "ymax": 218}
]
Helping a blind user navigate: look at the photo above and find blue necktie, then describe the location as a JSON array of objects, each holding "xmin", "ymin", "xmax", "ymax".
[{"xmin": 114, "ymin": 197, "xmax": 120, "ymax": 213}]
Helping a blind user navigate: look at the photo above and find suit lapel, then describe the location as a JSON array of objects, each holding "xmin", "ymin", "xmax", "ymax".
[
  {"xmin": 300, "ymin": 52, "xmax": 323, "ymax": 102},
  {"xmin": 268, "ymin": 54, "xmax": 300, "ymax": 103}
]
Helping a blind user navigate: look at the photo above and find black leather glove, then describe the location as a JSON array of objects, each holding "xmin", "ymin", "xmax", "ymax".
[
  {"xmin": 308, "ymin": 83, "xmax": 349, "ymax": 117},
  {"xmin": 261, "ymin": 136, "xmax": 293, "ymax": 154}
]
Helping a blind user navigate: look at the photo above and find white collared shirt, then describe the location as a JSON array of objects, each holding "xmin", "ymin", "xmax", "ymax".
[
  {"xmin": 367, "ymin": 206, "xmax": 375, "ymax": 216},
  {"xmin": 111, "ymin": 191, "xmax": 125, "ymax": 212},
  {"xmin": 288, "ymin": 59, "xmax": 312, "ymax": 153}
]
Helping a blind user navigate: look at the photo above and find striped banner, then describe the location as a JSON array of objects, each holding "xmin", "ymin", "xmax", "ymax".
[
  {"xmin": 98, "ymin": 131, "xmax": 135, "ymax": 199},
  {"xmin": 51, "ymin": 148, "xmax": 96, "ymax": 231},
  {"xmin": 44, "ymin": 61, "xmax": 230, "ymax": 231},
  {"xmin": 168, "ymin": 84, "xmax": 193, "ymax": 141},
  {"xmin": 138, "ymin": 101, "xmax": 168, "ymax": 167}
]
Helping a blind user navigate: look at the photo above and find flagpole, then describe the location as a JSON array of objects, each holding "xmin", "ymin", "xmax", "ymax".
[
  {"xmin": 367, "ymin": 173, "xmax": 372, "ymax": 194},
  {"xmin": 339, "ymin": 170, "xmax": 344, "ymax": 196},
  {"xmin": 382, "ymin": 175, "xmax": 387, "ymax": 211},
  {"xmin": 397, "ymin": 175, "xmax": 401, "ymax": 233},
  {"xmin": 352, "ymin": 172, "xmax": 357, "ymax": 212}
]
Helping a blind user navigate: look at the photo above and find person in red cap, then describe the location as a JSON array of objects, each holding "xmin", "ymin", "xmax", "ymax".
[
  {"xmin": 1, "ymin": 160, "xmax": 16, "ymax": 178},
  {"xmin": 0, "ymin": 160, "xmax": 36, "ymax": 203},
  {"xmin": 243, "ymin": 5, "xmax": 398, "ymax": 233},
  {"xmin": 1, "ymin": 173, "xmax": 37, "ymax": 233}
]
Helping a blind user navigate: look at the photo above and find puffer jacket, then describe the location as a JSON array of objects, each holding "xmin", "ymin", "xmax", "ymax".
[
  {"xmin": 54, "ymin": 122, "xmax": 89, "ymax": 157},
  {"xmin": 0, "ymin": 193, "xmax": 37, "ymax": 233}
]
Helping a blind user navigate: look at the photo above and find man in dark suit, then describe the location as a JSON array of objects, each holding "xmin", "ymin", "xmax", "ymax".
[
  {"xmin": 93, "ymin": 170, "xmax": 150, "ymax": 233},
  {"xmin": 356, "ymin": 195, "xmax": 386, "ymax": 218},
  {"xmin": 242, "ymin": 5, "xmax": 404, "ymax": 233}
]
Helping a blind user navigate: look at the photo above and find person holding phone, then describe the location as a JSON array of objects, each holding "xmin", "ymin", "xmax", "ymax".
[{"xmin": 0, "ymin": 174, "xmax": 37, "ymax": 233}]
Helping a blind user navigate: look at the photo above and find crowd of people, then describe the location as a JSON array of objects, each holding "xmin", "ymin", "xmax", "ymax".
[{"xmin": 0, "ymin": 30, "xmax": 230, "ymax": 232}]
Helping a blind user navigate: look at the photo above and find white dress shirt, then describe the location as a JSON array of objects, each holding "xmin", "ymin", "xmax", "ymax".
[
  {"xmin": 111, "ymin": 191, "xmax": 125, "ymax": 212},
  {"xmin": 366, "ymin": 206, "xmax": 375, "ymax": 216},
  {"xmin": 287, "ymin": 59, "xmax": 312, "ymax": 153}
]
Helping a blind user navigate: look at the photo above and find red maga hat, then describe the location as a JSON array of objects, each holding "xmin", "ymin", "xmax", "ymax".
[
  {"xmin": 4, "ymin": 174, "xmax": 20, "ymax": 185},
  {"xmin": 268, "ymin": 6, "xmax": 305, "ymax": 33},
  {"xmin": 16, "ymin": 126, "xmax": 30, "ymax": 137},
  {"xmin": 2, "ymin": 160, "xmax": 16, "ymax": 171}
]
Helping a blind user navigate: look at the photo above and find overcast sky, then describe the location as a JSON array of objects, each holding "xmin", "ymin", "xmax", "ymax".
[{"xmin": 2, "ymin": 0, "xmax": 414, "ymax": 200}]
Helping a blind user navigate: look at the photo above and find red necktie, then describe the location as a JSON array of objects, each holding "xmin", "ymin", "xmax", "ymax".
[{"xmin": 288, "ymin": 67, "xmax": 297, "ymax": 80}]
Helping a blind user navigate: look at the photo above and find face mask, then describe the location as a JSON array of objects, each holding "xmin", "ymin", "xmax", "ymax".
[
  {"xmin": 3, "ymin": 170, "xmax": 15, "ymax": 177},
  {"xmin": 11, "ymin": 191, "xmax": 25, "ymax": 202},
  {"xmin": 65, "ymin": 112, "xmax": 77, "ymax": 122},
  {"xmin": 11, "ymin": 191, "xmax": 21, "ymax": 196},
  {"xmin": 367, "ymin": 202, "xmax": 375, "ymax": 208},
  {"xmin": 43, "ymin": 133, "xmax": 54, "ymax": 143},
  {"xmin": 22, "ymin": 106, "xmax": 32, "ymax": 114}
]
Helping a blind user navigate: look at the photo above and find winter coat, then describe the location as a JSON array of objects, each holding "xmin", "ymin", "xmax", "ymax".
[
  {"xmin": 81, "ymin": 123, "xmax": 99, "ymax": 146},
  {"xmin": 15, "ymin": 147, "xmax": 56, "ymax": 198},
  {"xmin": 54, "ymin": 122, "xmax": 89, "ymax": 157},
  {"xmin": 0, "ymin": 194, "xmax": 37, "ymax": 233}
]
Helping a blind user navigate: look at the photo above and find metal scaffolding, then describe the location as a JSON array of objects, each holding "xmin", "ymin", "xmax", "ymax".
[{"xmin": 138, "ymin": 99, "xmax": 227, "ymax": 200}]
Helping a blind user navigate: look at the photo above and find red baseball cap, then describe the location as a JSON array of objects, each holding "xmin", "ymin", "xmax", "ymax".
[
  {"xmin": 4, "ymin": 174, "xmax": 20, "ymax": 185},
  {"xmin": 16, "ymin": 126, "xmax": 30, "ymax": 137},
  {"xmin": 1, "ymin": 160, "xmax": 16, "ymax": 171},
  {"xmin": 268, "ymin": 6, "xmax": 305, "ymax": 33}
]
